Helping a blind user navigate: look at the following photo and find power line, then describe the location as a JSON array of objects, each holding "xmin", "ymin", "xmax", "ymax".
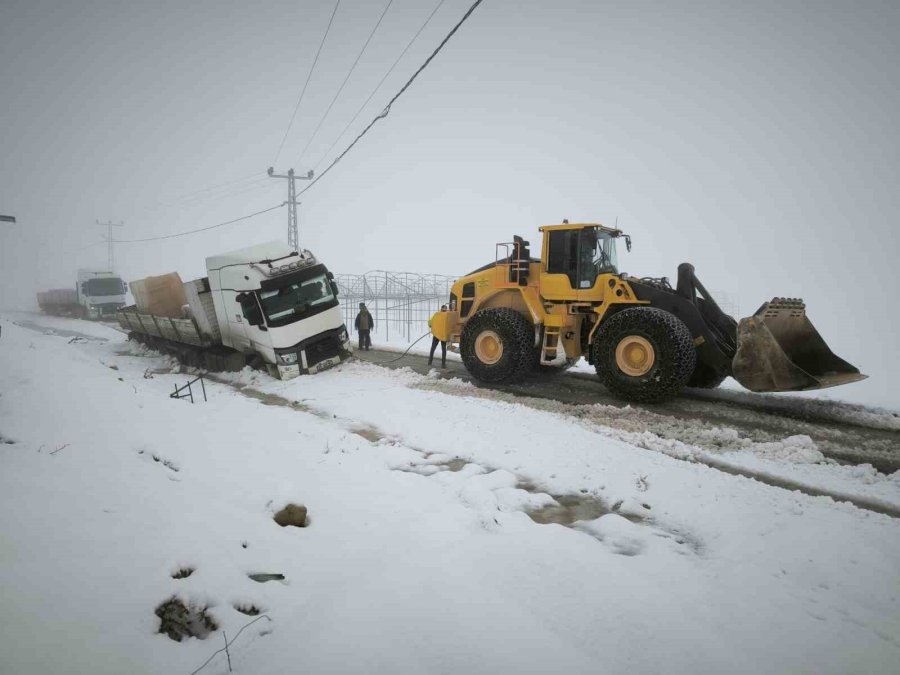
[
  {"xmin": 271, "ymin": 0, "xmax": 342, "ymax": 167},
  {"xmin": 156, "ymin": 171, "xmax": 265, "ymax": 207},
  {"xmin": 313, "ymin": 0, "xmax": 447, "ymax": 172},
  {"xmin": 112, "ymin": 203, "xmax": 286, "ymax": 243},
  {"xmin": 298, "ymin": 0, "xmax": 485, "ymax": 197},
  {"xmin": 295, "ymin": 0, "xmax": 395, "ymax": 165}
]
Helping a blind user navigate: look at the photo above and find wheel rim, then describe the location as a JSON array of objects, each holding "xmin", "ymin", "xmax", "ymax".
[
  {"xmin": 475, "ymin": 330, "xmax": 503, "ymax": 365},
  {"xmin": 615, "ymin": 335, "xmax": 655, "ymax": 376}
]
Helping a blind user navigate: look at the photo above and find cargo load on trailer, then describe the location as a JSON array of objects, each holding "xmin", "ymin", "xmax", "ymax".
[
  {"xmin": 429, "ymin": 221, "xmax": 865, "ymax": 403},
  {"xmin": 129, "ymin": 273, "xmax": 188, "ymax": 318},
  {"xmin": 36, "ymin": 289, "xmax": 79, "ymax": 316},
  {"xmin": 117, "ymin": 241, "xmax": 351, "ymax": 379}
]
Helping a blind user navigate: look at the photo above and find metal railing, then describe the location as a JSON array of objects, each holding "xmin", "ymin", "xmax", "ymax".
[{"xmin": 170, "ymin": 375, "xmax": 207, "ymax": 403}]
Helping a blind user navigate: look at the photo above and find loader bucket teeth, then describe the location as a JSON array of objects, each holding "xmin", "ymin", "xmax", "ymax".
[{"xmin": 731, "ymin": 298, "xmax": 866, "ymax": 392}]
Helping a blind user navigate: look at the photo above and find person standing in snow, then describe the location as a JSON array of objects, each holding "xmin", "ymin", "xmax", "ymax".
[
  {"xmin": 355, "ymin": 302, "xmax": 374, "ymax": 351},
  {"xmin": 428, "ymin": 305, "xmax": 448, "ymax": 368}
]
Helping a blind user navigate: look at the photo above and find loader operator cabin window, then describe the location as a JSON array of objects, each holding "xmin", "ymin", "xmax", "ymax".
[
  {"xmin": 259, "ymin": 273, "xmax": 335, "ymax": 326},
  {"xmin": 547, "ymin": 227, "xmax": 616, "ymax": 289}
]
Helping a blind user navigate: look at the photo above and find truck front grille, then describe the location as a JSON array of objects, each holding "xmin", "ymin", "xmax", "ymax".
[{"xmin": 305, "ymin": 335, "xmax": 342, "ymax": 365}]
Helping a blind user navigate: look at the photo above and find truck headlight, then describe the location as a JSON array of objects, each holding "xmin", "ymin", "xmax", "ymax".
[
  {"xmin": 277, "ymin": 351, "xmax": 299, "ymax": 365},
  {"xmin": 339, "ymin": 327, "xmax": 348, "ymax": 342}
]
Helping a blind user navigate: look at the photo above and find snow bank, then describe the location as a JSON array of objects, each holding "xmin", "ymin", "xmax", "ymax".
[{"xmin": 2, "ymin": 312, "xmax": 900, "ymax": 675}]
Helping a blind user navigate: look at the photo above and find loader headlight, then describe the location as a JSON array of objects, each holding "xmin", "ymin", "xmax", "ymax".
[{"xmin": 276, "ymin": 351, "xmax": 299, "ymax": 365}]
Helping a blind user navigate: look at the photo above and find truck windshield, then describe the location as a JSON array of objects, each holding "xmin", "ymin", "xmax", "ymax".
[
  {"xmin": 85, "ymin": 278, "xmax": 125, "ymax": 296},
  {"xmin": 259, "ymin": 273, "xmax": 335, "ymax": 324}
]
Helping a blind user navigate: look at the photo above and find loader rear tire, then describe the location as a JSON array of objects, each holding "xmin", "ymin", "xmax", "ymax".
[
  {"xmin": 461, "ymin": 308, "xmax": 534, "ymax": 383},
  {"xmin": 687, "ymin": 362, "xmax": 728, "ymax": 389},
  {"xmin": 592, "ymin": 307, "xmax": 696, "ymax": 403}
]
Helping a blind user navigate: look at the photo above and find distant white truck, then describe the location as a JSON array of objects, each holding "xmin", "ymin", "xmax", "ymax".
[
  {"xmin": 76, "ymin": 269, "xmax": 127, "ymax": 319},
  {"xmin": 117, "ymin": 241, "xmax": 351, "ymax": 379}
]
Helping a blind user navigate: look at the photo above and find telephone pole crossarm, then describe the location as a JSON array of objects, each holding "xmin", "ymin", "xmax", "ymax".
[
  {"xmin": 267, "ymin": 167, "xmax": 314, "ymax": 251},
  {"xmin": 96, "ymin": 220, "xmax": 124, "ymax": 271}
]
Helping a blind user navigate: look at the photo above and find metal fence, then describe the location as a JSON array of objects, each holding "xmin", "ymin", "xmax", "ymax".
[{"xmin": 334, "ymin": 271, "xmax": 457, "ymax": 342}]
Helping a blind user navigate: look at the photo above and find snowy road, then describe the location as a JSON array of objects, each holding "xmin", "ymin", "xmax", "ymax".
[
  {"xmin": 3, "ymin": 312, "xmax": 900, "ymax": 674},
  {"xmin": 355, "ymin": 348, "xmax": 900, "ymax": 475}
]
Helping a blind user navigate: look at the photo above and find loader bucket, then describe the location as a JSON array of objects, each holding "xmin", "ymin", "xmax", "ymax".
[{"xmin": 731, "ymin": 298, "xmax": 866, "ymax": 393}]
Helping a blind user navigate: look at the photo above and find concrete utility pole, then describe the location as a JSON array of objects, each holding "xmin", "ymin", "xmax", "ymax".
[
  {"xmin": 96, "ymin": 220, "xmax": 124, "ymax": 272},
  {"xmin": 267, "ymin": 167, "xmax": 313, "ymax": 251}
]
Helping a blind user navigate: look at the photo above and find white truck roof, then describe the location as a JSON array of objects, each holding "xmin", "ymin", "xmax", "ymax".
[{"xmin": 205, "ymin": 241, "xmax": 297, "ymax": 271}]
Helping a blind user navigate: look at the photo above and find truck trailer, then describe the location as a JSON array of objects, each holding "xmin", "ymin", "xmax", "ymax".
[
  {"xmin": 77, "ymin": 269, "xmax": 128, "ymax": 319},
  {"xmin": 36, "ymin": 288, "xmax": 80, "ymax": 316},
  {"xmin": 117, "ymin": 241, "xmax": 352, "ymax": 379}
]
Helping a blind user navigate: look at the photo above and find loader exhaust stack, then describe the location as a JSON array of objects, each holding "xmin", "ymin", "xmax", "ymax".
[{"xmin": 732, "ymin": 298, "xmax": 866, "ymax": 392}]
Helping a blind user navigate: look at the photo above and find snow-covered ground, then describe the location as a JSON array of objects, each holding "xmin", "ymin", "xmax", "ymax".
[{"xmin": 2, "ymin": 312, "xmax": 899, "ymax": 674}]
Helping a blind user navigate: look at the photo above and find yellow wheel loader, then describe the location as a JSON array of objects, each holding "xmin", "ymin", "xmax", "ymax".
[{"xmin": 429, "ymin": 222, "xmax": 865, "ymax": 403}]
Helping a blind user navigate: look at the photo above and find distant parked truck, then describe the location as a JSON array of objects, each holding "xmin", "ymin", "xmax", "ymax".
[
  {"xmin": 116, "ymin": 241, "xmax": 351, "ymax": 379},
  {"xmin": 36, "ymin": 288, "xmax": 80, "ymax": 316},
  {"xmin": 77, "ymin": 269, "xmax": 128, "ymax": 319}
]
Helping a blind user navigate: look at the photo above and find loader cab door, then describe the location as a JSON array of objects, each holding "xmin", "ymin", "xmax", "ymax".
[{"xmin": 541, "ymin": 227, "xmax": 609, "ymax": 301}]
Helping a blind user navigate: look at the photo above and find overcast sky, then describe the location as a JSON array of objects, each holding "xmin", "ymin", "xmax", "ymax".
[{"xmin": 1, "ymin": 0, "xmax": 898, "ymax": 405}]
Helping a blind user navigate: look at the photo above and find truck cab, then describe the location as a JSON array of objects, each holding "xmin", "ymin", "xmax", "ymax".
[
  {"xmin": 76, "ymin": 269, "xmax": 127, "ymax": 319},
  {"xmin": 205, "ymin": 241, "xmax": 351, "ymax": 379}
]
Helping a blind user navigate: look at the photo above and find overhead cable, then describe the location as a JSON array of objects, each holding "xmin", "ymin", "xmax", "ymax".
[
  {"xmin": 313, "ymin": 0, "xmax": 447, "ymax": 171},
  {"xmin": 271, "ymin": 0, "xmax": 342, "ymax": 166},
  {"xmin": 295, "ymin": 0, "xmax": 395, "ymax": 164},
  {"xmin": 112, "ymin": 203, "xmax": 286, "ymax": 243},
  {"xmin": 298, "ymin": 0, "xmax": 484, "ymax": 197}
]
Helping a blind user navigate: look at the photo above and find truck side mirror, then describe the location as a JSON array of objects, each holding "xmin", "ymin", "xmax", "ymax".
[
  {"xmin": 625, "ymin": 235, "xmax": 632, "ymax": 252},
  {"xmin": 331, "ymin": 281, "xmax": 339, "ymax": 296}
]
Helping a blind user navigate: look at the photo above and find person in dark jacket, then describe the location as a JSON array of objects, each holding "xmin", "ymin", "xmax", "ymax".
[
  {"xmin": 354, "ymin": 302, "xmax": 374, "ymax": 350},
  {"xmin": 428, "ymin": 305, "xmax": 448, "ymax": 368}
]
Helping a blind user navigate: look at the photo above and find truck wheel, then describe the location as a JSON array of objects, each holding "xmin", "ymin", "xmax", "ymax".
[
  {"xmin": 687, "ymin": 362, "xmax": 728, "ymax": 389},
  {"xmin": 592, "ymin": 307, "xmax": 696, "ymax": 403},
  {"xmin": 461, "ymin": 308, "xmax": 534, "ymax": 383}
]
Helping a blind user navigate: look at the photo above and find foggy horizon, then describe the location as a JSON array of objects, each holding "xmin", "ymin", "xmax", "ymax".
[{"xmin": 2, "ymin": 0, "xmax": 898, "ymax": 405}]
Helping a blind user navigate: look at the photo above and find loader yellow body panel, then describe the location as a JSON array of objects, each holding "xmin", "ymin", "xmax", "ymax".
[{"xmin": 428, "ymin": 221, "xmax": 864, "ymax": 397}]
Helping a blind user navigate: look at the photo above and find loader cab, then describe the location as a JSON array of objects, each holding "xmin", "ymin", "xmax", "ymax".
[{"xmin": 540, "ymin": 224, "xmax": 624, "ymax": 301}]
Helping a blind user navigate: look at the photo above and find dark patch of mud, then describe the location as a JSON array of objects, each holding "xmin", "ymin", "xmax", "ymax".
[
  {"xmin": 154, "ymin": 597, "xmax": 217, "ymax": 642},
  {"xmin": 234, "ymin": 603, "xmax": 263, "ymax": 616},
  {"xmin": 171, "ymin": 567, "xmax": 194, "ymax": 579},
  {"xmin": 526, "ymin": 493, "xmax": 615, "ymax": 526},
  {"xmin": 248, "ymin": 573, "xmax": 286, "ymax": 583}
]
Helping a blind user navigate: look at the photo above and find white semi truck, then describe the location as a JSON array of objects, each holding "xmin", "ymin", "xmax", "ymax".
[
  {"xmin": 76, "ymin": 269, "xmax": 128, "ymax": 319},
  {"xmin": 117, "ymin": 241, "xmax": 351, "ymax": 379}
]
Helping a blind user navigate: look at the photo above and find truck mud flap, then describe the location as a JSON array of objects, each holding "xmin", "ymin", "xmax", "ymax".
[{"xmin": 732, "ymin": 298, "xmax": 866, "ymax": 392}]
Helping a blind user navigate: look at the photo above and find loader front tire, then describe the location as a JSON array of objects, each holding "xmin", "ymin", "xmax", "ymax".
[
  {"xmin": 593, "ymin": 307, "xmax": 696, "ymax": 403},
  {"xmin": 687, "ymin": 362, "xmax": 728, "ymax": 389},
  {"xmin": 461, "ymin": 308, "xmax": 534, "ymax": 383}
]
